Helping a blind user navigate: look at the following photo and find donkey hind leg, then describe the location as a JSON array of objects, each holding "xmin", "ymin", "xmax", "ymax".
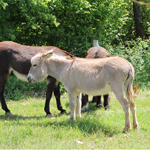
[
  {"xmin": 111, "ymin": 85, "xmax": 131, "ymax": 132},
  {"xmin": 103, "ymin": 94, "xmax": 110, "ymax": 110},
  {"xmin": 91, "ymin": 96, "xmax": 98, "ymax": 103},
  {"xmin": 95, "ymin": 96, "xmax": 103, "ymax": 108},
  {"xmin": 76, "ymin": 93, "xmax": 81, "ymax": 118},
  {"xmin": 81, "ymin": 93, "xmax": 89, "ymax": 112},
  {"xmin": 130, "ymin": 102, "xmax": 138, "ymax": 129},
  {"xmin": 54, "ymin": 82, "xmax": 66, "ymax": 114},
  {"xmin": 68, "ymin": 91, "xmax": 78, "ymax": 121},
  {"xmin": 125, "ymin": 85, "xmax": 138, "ymax": 129}
]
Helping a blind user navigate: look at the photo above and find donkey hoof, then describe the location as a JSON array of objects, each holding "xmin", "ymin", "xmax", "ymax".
[
  {"xmin": 61, "ymin": 109, "xmax": 67, "ymax": 114},
  {"xmin": 133, "ymin": 122, "xmax": 139, "ymax": 129},
  {"xmin": 70, "ymin": 117, "xmax": 76, "ymax": 122},
  {"xmin": 5, "ymin": 112, "xmax": 14, "ymax": 116},
  {"xmin": 123, "ymin": 126, "xmax": 131, "ymax": 133},
  {"xmin": 95, "ymin": 104, "xmax": 103, "ymax": 108},
  {"xmin": 104, "ymin": 105, "xmax": 111, "ymax": 110},
  {"xmin": 46, "ymin": 114, "xmax": 55, "ymax": 119},
  {"xmin": 123, "ymin": 130, "xmax": 125, "ymax": 133},
  {"xmin": 123, "ymin": 129, "xmax": 129, "ymax": 133}
]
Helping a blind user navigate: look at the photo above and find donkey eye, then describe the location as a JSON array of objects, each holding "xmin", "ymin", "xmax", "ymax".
[{"xmin": 33, "ymin": 64, "xmax": 37, "ymax": 67}]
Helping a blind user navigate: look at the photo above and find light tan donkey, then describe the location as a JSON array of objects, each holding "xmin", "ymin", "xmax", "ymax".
[{"xmin": 27, "ymin": 50, "xmax": 138, "ymax": 132}]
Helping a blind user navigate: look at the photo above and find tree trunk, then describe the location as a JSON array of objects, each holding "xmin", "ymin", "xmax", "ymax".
[{"xmin": 133, "ymin": 2, "xmax": 145, "ymax": 39}]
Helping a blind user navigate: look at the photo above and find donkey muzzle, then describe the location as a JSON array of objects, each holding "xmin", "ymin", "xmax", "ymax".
[{"xmin": 27, "ymin": 74, "xmax": 36, "ymax": 83}]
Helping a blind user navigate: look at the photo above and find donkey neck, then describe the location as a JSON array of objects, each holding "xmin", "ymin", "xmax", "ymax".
[{"xmin": 46, "ymin": 56, "xmax": 74, "ymax": 81}]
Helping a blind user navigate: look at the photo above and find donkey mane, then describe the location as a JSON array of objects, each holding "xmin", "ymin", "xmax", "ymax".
[
  {"xmin": 9, "ymin": 41, "xmax": 75, "ymax": 59},
  {"xmin": 59, "ymin": 49, "xmax": 75, "ymax": 59}
]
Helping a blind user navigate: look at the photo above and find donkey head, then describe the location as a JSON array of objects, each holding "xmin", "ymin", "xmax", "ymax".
[
  {"xmin": 86, "ymin": 47, "xmax": 109, "ymax": 58},
  {"xmin": 27, "ymin": 50, "xmax": 53, "ymax": 83}
]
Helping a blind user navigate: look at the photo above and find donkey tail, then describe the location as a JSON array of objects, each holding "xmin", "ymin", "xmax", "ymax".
[{"xmin": 125, "ymin": 67, "xmax": 135, "ymax": 104}]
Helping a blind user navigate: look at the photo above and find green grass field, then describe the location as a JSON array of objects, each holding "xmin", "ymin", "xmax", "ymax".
[{"xmin": 0, "ymin": 90, "xmax": 150, "ymax": 149}]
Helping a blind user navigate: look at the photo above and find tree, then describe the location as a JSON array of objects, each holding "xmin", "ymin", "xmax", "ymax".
[
  {"xmin": 133, "ymin": 1, "xmax": 145, "ymax": 39},
  {"xmin": 0, "ymin": 0, "xmax": 149, "ymax": 53}
]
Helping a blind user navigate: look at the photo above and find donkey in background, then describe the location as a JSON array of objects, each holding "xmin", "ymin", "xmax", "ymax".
[
  {"xmin": 81, "ymin": 46, "xmax": 111, "ymax": 111},
  {"xmin": 0, "ymin": 41, "xmax": 68, "ymax": 116},
  {"xmin": 27, "ymin": 50, "xmax": 138, "ymax": 132}
]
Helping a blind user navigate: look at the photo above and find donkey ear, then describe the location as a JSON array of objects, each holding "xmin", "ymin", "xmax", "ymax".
[{"xmin": 41, "ymin": 49, "xmax": 53, "ymax": 60}]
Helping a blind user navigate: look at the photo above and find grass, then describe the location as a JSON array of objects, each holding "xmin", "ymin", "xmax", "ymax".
[{"xmin": 0, "ymin": 90, "xmax": 150, "ymax": 149}]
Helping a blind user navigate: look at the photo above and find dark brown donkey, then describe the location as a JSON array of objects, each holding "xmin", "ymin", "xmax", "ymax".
[
  {"xmin": 81, "ymin": 46, "xmax": 111, "ymax": 111},
  {"xmin": 0, "ymin": 41, "xmax": 67, "ymax": 116}
]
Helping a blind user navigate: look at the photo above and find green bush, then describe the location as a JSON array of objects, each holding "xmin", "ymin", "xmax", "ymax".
[
  {"xmin": 105, "ymin": 38, "xmax": 150, "ymax": 87},
  {"xmin": 2, "ymin": 0, "xmax": 149, "ymax": 49},
  {"xmin": 5, "ymin": 76, "xmax": 47, "ymax": 100}
]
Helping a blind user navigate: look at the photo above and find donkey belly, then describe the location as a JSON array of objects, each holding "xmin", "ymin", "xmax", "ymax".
[
  {"xmin": 9, "ymin": 68, "xmax": 28, "ymax": 82},
  {"xmin": 77, "ymin": 84, "xmax": 111, "ymax": 96}
]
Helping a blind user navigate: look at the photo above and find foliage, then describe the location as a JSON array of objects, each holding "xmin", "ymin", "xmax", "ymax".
[
  {"xmin": 104, "ymin": 38, "xmax": 150, "ymax": 86},
  {"xmin": 0, "ymin": 91, "xmax": 150, "ymax": 149},
  {"xmin": 1, "ymin": 0, "xmax": 150, "ymax": 99},
  {"xmin": 5, "ymin": 76, "xmax": 47, "ymax": 100},
  {"xmin": 1, "ymin": 0, "xmax": 149, "ymax": 50}
]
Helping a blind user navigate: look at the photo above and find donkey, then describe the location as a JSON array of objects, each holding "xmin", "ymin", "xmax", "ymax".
[
  {"xmin": 27, "ymin": 50, "xmax": 138, "ymax": 132},
  {"xmin": 81, "ymin": 46, "xmax": 111, "ymax": 111},
  {"xmin": 0, "ymin": 41, "xmax": 69, "ymax": 116}
]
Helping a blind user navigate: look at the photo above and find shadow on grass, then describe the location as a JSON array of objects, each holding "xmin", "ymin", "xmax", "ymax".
[
  {"xmin": 0, "ymin": 101, "xmax": 122, "ymax": 137},
  {"xmin": 0, "ymin": 114, "xmax": 45, "ymax": 120},
  {"xmin": 0, "ymin": 113, "xmax": 121, "ymax": 137}
]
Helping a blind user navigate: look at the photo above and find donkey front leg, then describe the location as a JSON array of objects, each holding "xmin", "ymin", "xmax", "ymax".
[
  {"xmin": 68, "ymin": 91, "xmax": 79, "ymax": 121},
  {"xmin": 76, "ymin": 93, "xmax": 81, "ymax": 118},
  {"xmin": 0, "ymin": 75, "xmax": 13, "ymax": 115}
]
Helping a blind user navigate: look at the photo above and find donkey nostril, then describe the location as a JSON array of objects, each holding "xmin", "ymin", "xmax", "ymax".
[{"xmin": 27, "ymin": 76, "xmax": 31, "ymax": 82}]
